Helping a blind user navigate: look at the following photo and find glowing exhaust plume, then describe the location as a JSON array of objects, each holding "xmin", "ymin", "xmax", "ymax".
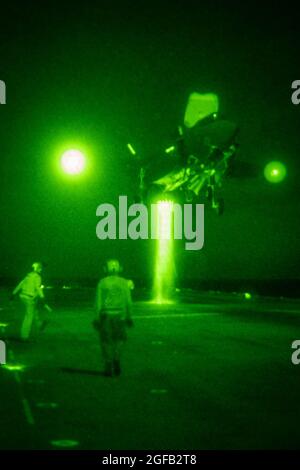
[{"xmin": 153, "ymin": 201, "xmax": 175, "ymax": 304}]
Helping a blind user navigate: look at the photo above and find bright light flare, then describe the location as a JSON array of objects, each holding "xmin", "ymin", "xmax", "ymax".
[
  {"xmin": 264, "ymin": 161, "xmax": 287, "ymax": 183},
  {"xmin": 60, "ymin": 149, "xmax": 86, "ymax": 175}
]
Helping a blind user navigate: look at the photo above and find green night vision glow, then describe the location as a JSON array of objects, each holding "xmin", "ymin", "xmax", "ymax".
[
  {"xmin": 264, "ymin": 161, "xmax": 287, "ymax": 183},
  {"xmin": 153, "ymin": 201, "xmax": 175, "ymax": 304},
  {"xmin": 60, "ymin": 149, "xmax": 86, "ymax": 175}
]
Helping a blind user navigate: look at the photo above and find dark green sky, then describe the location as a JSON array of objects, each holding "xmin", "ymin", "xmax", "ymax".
[{"xmin": 0, "ymin": 0, "xmax": 299, "ymax": 282}]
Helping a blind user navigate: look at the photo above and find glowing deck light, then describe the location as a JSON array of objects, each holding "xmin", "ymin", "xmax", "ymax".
[
  {"xmin": 153, "ymin": 201, "xmax": 175, "ymax": 304},
  {"xmin": 264, "ymin": 161, "xmax": 287, "ymax": 183},
  {"xmin": 51, "ymin": 440, "xmax": 79, "ymax": 448},
  {"xmin": 244, "ymin": 293, "xmax": 252, "ymax": 300},
  {"xmin": 60, "ymin": 149, "xmax": 86, "ymax": 175},
  {"xmin": 3, "ymin": 364, "xmax": 26, "ymax": 372}
]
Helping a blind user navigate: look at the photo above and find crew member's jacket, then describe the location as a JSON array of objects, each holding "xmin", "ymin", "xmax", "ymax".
[
  {"xmin": 96, "ymin": 275, "xmax": 132, "ymax": 319},
  {"xmin": 13, "ymin": 272, "xmax": 44, "ymax": 300}
]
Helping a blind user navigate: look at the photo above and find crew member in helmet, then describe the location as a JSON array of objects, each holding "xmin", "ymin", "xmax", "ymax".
[
  {"xmin": 94, "ymin": 259, "xmax": 133, "ymax": 377},
  {"xmin": 12, "ymin": 262, "xmax": 47, "ymax": 341}
]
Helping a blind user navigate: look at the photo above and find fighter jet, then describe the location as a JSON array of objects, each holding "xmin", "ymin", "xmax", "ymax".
[{"xmin": 127, "ymin": 92, "xmax": 241, "ymax": 215}]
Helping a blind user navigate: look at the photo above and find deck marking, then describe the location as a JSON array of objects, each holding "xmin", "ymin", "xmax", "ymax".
[
  {"xmin": 150, "ymin": 389, "xmax": 168, "ymax": 394},
  {"xmin": 36, "ymin": 402, "xmax": 59, "ymax": 409},
  {"xmin": 135, "ymin": 312, "xmax": 221, "ymax": 319},
  {"xmin": 8, "ymin": 350, "xmax": 36, "ymax": 426},
  {"xmin": 51, "ymin": 440, "xmax": 79, "ymax": 448},
  {"xmin": 22, "ymin": 398, "xmax": 35, "ymax": 425}
]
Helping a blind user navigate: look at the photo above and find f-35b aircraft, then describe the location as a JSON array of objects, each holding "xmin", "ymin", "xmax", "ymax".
[{"xmin": 127, "ymin": 92, "xmax": 241, "ymax": 215}]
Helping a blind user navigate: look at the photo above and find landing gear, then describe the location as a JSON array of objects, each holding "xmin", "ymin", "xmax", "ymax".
[
  {"xmin": 213, "ymin": 197, "xmax": 224, "ymax": 215},
  {"xmin": 206, "ymin": 185, "xmax": 213, "ymax": 202},
  {"xmin": 184, "ymin": 189, "xmax": 195, "ymax": 203},
  {"xmin": 207, "ymin": 174, "xmax": 224, "ymax": 215}
]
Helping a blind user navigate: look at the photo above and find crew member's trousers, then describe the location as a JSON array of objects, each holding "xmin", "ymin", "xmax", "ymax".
[
  {"xmin": 19, "ymin": 295, "xmax": 39, "ymax": 340},
  {"xmin": 98, "ymin": 314, "xmax": 126, "ymax": 366}
]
